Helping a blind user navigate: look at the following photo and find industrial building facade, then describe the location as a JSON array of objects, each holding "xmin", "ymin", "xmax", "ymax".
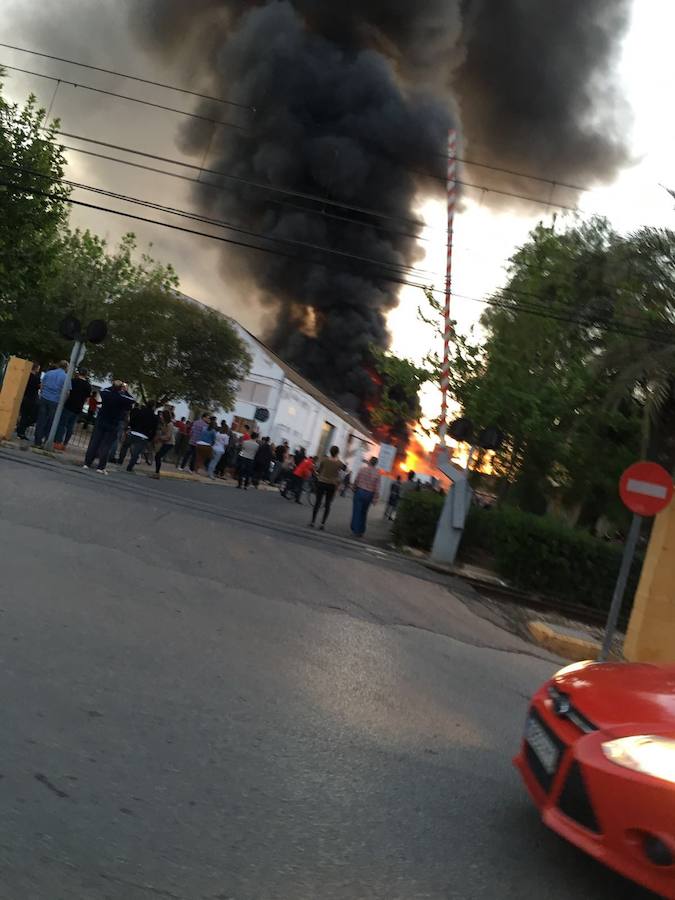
[
  {"xmin": 179, "ymin": 296, "xmax": 375, "ymax": 468},
  {"xmin": 228, "ymin": 322, "xmax": 375, "ymax": 468}
]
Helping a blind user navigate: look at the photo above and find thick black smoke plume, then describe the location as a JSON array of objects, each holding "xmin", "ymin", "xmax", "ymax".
[{"xmin": 133, "ymin": 0, "xmax": 632, "ymax": 413}]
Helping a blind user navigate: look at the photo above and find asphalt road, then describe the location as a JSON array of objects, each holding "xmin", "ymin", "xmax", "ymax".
[{"xmin": 0, "ymin": 450, "xmax": 657, "ymax": 899}]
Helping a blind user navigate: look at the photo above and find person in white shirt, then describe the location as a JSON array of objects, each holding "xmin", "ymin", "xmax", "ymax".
[
  {"xmin": 208, "ymin": 425, "xmax": 230, "ymax": 479},
  {"xmin": 237, "ymin": 432, "xmax": 259, "ymax": 489}
]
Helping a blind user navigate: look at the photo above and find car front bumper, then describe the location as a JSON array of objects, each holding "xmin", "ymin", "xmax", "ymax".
[{"xmin": 514, "ymin": 688, "xmax": 675, "ymax": 899}]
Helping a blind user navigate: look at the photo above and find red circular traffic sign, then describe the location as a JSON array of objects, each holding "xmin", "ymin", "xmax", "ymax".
[{"xmin": 619, "ymin": 461, "xmax": 674, "ymax": 517}]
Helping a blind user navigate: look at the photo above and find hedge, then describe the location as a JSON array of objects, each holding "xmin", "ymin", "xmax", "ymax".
[
  {"xmin": 392, "ymin": 490, "xmax": 445, "ymax": 550},
  {"xmin": 393, "ymin": 493, "xmax": 641, "ymax": 612}
]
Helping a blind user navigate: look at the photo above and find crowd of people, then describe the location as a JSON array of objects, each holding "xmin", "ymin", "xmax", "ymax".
[{"xmin": 16, "ymin": 363, "xmax": 422, "ymax": 538}]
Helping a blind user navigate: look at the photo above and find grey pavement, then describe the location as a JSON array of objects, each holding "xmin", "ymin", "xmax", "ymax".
[{"xmin": 0, "ymin": 451, "xmax": 655, "ymax": 899}]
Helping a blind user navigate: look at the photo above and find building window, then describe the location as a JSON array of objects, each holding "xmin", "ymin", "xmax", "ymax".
[
  {"xmin": 238, "ymin": 380, "xmax": 270, "ymax": 405},
  {"xmin": 253, "ymin": 383, "xmax": 270, "ymax": 405}
]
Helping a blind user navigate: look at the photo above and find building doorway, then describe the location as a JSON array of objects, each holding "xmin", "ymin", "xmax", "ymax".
[{"xmin": 317, "ymin": 421, "xmax": 335, "ymax": 458}]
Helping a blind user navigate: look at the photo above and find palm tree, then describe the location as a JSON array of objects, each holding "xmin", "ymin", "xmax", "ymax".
[{"xmin": 600, "ymin": 227, "xmax": 675, "ymax": 471}]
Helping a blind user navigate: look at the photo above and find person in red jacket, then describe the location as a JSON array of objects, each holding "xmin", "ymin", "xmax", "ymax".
[{"xmin": 285, "ymin": 455, "xmax": 315, "ymax": 504}]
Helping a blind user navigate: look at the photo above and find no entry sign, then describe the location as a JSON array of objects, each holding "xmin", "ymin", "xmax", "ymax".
[
  {"xmin": 619, "ymin": 462, "xmax": 674, "ymax": 517},
  {"xmin": 601, "ymin": 461, "xmax": 673, "ymax": 662}
]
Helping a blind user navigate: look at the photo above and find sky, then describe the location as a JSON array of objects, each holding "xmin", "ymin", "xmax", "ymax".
[
  {"xmin": 2, "ymin": 0, "xmax": 675, "ymax": 433},
  {"xmin": 389, "ymin": 0, "xmax": 675, "ymax": 428}
]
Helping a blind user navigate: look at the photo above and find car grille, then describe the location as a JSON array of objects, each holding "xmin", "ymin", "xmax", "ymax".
[
  {"xmin": 524, "ymin": 708, "xmax": 567, "ymax": 793},
  {"xmin": 557, "ymin": 761, "xmax": 602, "ymax": 833},
  {"xmin": 548, "ymin": 686, "xmax": 598, "ymax": 734}
]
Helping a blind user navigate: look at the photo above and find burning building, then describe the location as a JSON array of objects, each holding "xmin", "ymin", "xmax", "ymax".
[{"xmin": 131, "ymin": 1, "xmax": 631, "ymax": 422}]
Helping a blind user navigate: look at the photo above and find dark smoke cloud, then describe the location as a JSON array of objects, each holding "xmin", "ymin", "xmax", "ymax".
[
  {"xmin": 132, "ymin": 0, "xmax": 632, "ymax": 412},
  {"xmin": 458, "ymin": 0, "xmax": 633, "ymax": 186}
]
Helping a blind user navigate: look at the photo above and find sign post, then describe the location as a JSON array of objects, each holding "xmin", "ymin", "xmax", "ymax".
[
  {"xmin": 44, "ymin": 339, "xmax": 84, "ymax": 451},
  {"xmin": 43, "ymin": 317, "xmax": 107, "ymax": 451},
  {"xmin": 599, "ymin": 461, "xmax": 674, "ymax": 661}
]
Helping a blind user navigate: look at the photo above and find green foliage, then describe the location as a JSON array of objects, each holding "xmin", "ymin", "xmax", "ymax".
[
  {"xmin": 368, "ymin": 346, "xmax": 428, "ymax": 441},
  {"xmin": 421, "ymin": 215, "xmax": 675, "ymax": 523},
  {"xmin": 392, "ymin": 490, "xmax": 444, "ymax": 550},
  {"xmin": 461, "ymin": 505, "xmax": 641, "ymax": 611},
  {"xmin": 0, "ymin": 80, "xmax": 70, "ymax": 358},
  {"xmin": 0, "ymin": 80, "xmax": 251, "ymax": 410},
  {"xmin": 87, "ymin": 288, "xmax": 251, "ymax": 408},
  {"xmin": 393, "ymin": 492, "xmax": 640, "ymax": 614}
]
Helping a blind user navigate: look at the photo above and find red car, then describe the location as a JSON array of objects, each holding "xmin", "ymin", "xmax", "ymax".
[{"xmin": 515, "ymin": 660, "xmax": 675, "ymax": 898}]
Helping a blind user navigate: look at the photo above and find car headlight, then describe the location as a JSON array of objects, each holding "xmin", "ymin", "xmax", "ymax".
[
  {"xmin": 602, "ymin": 736, "xmax": 675, "ymax": 785},
  {"xmin": 554, "ymin": 660, "xmax": 594, "ymax": 679}
]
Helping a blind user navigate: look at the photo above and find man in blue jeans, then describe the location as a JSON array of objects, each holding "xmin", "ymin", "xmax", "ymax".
[
  {"xmin": 34, "ymin": 361, "xmax": 70, "ymax": 447},
  {"xmin": 83, "ymin": 382, "xmax": 135, "ymax": 474},
  {"xmin": 53, "ymin": 367, "xmax": 92, "ymax": 450}
]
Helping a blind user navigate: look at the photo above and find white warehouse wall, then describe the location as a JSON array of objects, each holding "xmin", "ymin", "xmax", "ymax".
[{"xmin": 174, "ymin": 318, "xmax": 374, "ymax": 466}]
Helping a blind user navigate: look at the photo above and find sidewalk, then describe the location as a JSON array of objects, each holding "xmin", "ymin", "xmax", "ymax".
[
  {"xmin": 1, "ymin": 435, "xmax": 397, "ymax": 548},
  {"xmin": 4, "ymin": 433, "xmax": 243, "ymax": 485}
]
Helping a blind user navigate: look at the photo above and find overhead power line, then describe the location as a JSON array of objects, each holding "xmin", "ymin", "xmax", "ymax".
[
  {"xmin": 2, "ymin": 171, "xmax": 673, "ymax": 346},
  {"xmin": 0, "ymin": 160, "xmax": 438, "ymax": 283},
  {"xmin": 0, "ymin": 62, "xmax": 246, "ymax": 130},
  {"xmin": 8, "ymin": 154, "xmax": 658, "ymax": 323},
  {"xmin": 2, "ymin": 61, "xmax": 608, "ymax": 216},
  {"xmin": 0, "ymin": 40, "xmax": 251, "ymax": 110},
  {"xmin": 57, "ymin": 139, "xmax": 447, "ymax": 249},
  {"xmin": 456, "ymin": 155, "xmax": 589, "ymax": 196},
  {"xmin": 28, "ymin": 150, "xmax": 674, "ymax": 331},
  {"xmin": 51, "ymin": 131, "xmax": 668, "ymax": 318},
  {"xmin": 54, "ymin": 130, "xmax": 435, "ymax": 233},
  {"xmin": 49, "ymin": 129, "xmax": 601, "ymax": 235},
  {"xmin": 4, "ymin": 39, "xmax": 652, "ymax": 214}
]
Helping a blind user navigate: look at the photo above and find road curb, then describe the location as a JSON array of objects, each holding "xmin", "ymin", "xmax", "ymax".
[{"xmin": 527, "ymin": 621, "xmax": 600, "ymax": 662}]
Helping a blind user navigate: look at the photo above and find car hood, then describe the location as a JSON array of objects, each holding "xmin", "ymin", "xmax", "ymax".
[{"xmin": 553, "ymin": 662, "xmax": 675, "ymax": 732}]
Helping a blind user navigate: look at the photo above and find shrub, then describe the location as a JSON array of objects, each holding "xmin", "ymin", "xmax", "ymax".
[
  {"xmin": 462, "ymin": 505, "xmax": 641, "ymax": 610},
  {"xmin": 393, "ymin": 493, "xmax": 641, "ymax": 614},
  {"xmin": 392, "ymin": 490, "xmax": 444, "ymax": 550}
]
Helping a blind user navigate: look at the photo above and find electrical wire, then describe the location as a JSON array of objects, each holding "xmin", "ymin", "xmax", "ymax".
[
  {"xmin": 1, "ymin": 63, "xmax": 612, "ymax": 216},
  {"xmin": 0, "ymin": 160, "xmax": 438, "ymax": 283},
  {"xmin": 53, "ymin": 130, "xmax": 437, "ymax": 233},
  {"xmin": 1, "ymin": 59, "xmax": 669, "ymax": 334},
  {"xmin": 1, "ymin": 39, "xmax": 615, "ymax": 200},
  {"xmin": 8, "ymin": 156, "xmax": 669, "ymax": 327},
  {"xmin": 0, "ymin": 42, "xmax": 602, "ymax": 201},
  {"xmin": 56, "ymin": 140, "xmax": 440, "ymax": 248},
  {"xmin": 0, "ymin": 62, "xmax": 246, "ymax": 130},
  {"xmin": 2, "ymin": 172, "xmax": 673, "ymax": 346},
  {"xmin": 50, "ymin": 134, "xmax": 672, "ymax": 328},
  {"xmin": 0, "ymin": 41, "xmax": 251, "ymax": 110}
]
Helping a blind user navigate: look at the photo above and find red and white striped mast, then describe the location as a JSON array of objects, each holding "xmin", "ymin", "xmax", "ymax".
[{"xmin": 439, "ymin": 129, "xmax": 457, "ymax": 446}]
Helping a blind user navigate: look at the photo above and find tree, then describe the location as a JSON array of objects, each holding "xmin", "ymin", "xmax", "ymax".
[
  {"xmin": 367, "ymin": 346, "xmax": 429, "ymax": 448},
  {"xmin": 54, "ymin": 230, "xmax": 251, "ymax": 407},
  {"xmin": 86, "ymin": 286, "xmax": 251, "ymax": 409},
  {"xmin": 422, "ymin": 216, "xmax": 650, "ymax": 523},
  {"xmin": 597, "ymin": 227, "xmax": 675, "ymax": 472},
  {"xmin": 0, "ymin": 78, "xmax": 70, "ymax": 359},
  {"xmin": 0, "ymin": 80, "xmax": 252, "ymax": 409}
]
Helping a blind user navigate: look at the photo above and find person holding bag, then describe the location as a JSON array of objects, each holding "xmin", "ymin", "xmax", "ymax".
[
  {"xmin": 208, "ymin": 424, "xmax": 230, "ymax": 479},
  {"xmin": 149, "ymin": 409, "xmax": 175, "ymax": 479},
  {"xmin": 194, "ymin": 416, "xmax": 217, "ymax": 475}
]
